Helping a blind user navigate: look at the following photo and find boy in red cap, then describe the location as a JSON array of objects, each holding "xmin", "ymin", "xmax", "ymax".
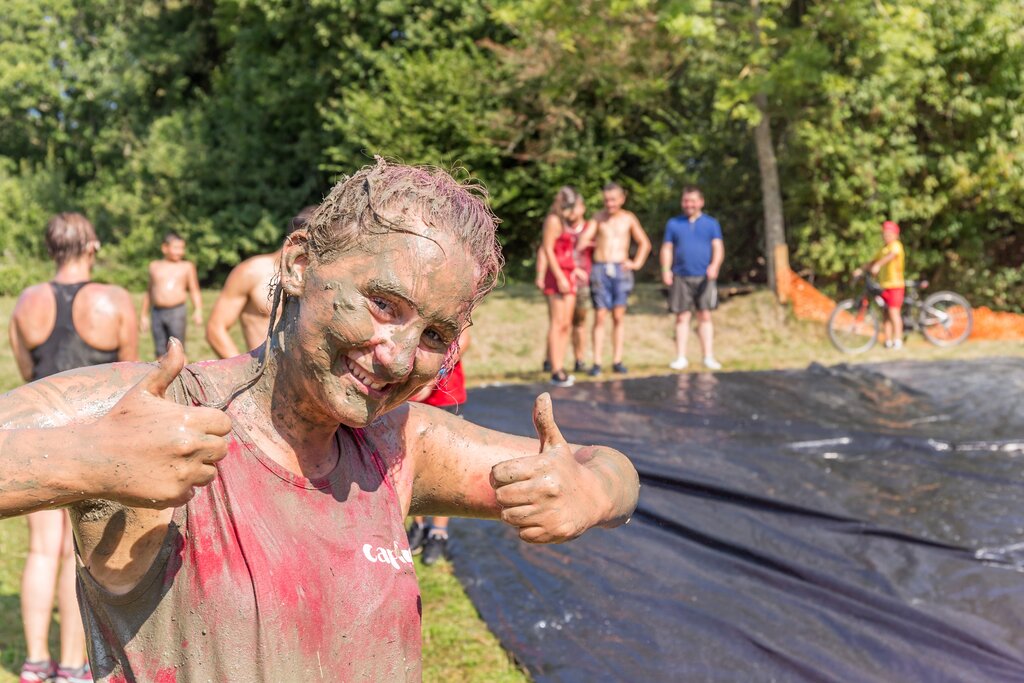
[{"xmin": 854, "ymin": 220, "xmax": 906, "ymax": 348}]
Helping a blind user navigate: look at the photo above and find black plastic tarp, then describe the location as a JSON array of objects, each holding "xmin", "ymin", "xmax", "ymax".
[{"xmin": 450, "ymin": 359, "xmax": 1024, "ymax": 682}]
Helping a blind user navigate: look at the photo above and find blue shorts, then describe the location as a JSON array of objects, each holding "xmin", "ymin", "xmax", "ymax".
[{"xmin": 590, "ymin": 262, "xmax": 634, "ymax": 310}]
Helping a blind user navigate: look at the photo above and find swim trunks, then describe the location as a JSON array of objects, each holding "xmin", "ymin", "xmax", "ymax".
[
  {"xmin": 590, "ymin": 262, "xmax": 634, "ymax": 310},
  {"xmin": 669, "ymin": 276, "xmax": 719, "ymax": 314},
  {"xmin": 151, "ymin": 303, "xmax": 187, "ymax": 356},
  {"xmin": 880, "ymin": 287, "xmax": 905, "ymax": 309}
]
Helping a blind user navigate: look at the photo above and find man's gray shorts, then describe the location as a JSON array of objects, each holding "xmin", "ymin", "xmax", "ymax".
[
  {"xmin": 151, "ymin": 303, "xmax": 187, "ymax": 357},
  {"xmin": 669, "ymin": 276, "xmax": 719, "ymax": 314}
]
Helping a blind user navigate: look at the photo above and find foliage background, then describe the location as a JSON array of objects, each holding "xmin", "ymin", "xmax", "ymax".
[{"xmin": 0, "ymin": 0, "xmax": 1020, "ymax": 309}]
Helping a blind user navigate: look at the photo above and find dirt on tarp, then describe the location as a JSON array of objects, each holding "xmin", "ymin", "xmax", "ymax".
[
  {"xmin": 451, "ymin": 359, "xmax": 1024, "ymax": 683},
  {"xmin": 787, "ymin": 272, "xmax": 1024, "ymax": 340}
]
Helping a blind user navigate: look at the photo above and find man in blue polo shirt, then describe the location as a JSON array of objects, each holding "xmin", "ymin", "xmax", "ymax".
[{"xmin": 659, "ymin": 185, "xmax": 725, "ymax": 370}]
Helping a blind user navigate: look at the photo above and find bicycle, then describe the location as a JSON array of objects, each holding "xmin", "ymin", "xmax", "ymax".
[{"xmin": 827, "ymin": 275, "xmax": 973, "ymax": 354}]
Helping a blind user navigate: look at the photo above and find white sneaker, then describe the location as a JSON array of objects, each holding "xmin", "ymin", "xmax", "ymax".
[
  {"xmin": 669, "ymin": 357, "xmax": 689, "ymax": 370},
  {"xmin": 703, "ymin": 356, "xmax": 723, "ymax": 370},
  {"xmin": 891, "ymin": 339, "xmax": 903, "ymax": 350}
]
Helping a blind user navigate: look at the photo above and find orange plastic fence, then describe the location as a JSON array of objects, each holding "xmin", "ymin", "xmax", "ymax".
[
  {"xmin": 971, "ymin": 307, "xmax": 1024, "ymax": 340},
  {"xmin": 786, "ymin": 271, "xmax": 1024, "ymax": 341},
  {"xmin": 788, "ymin": 272, "xmax": 837, "ymax": 324}
]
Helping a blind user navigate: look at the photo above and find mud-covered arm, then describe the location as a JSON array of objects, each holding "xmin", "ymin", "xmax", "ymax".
[
  {"xmin": 0, "ymin": 341, "xmax": 231, "ymax": 518},
  {"xmin": 0, "ymin": 368, "xmax": 136, "ymax": 516},
  {"xmin": 403, "ymin": 394, "xmax": 639, "ymax": 543}
]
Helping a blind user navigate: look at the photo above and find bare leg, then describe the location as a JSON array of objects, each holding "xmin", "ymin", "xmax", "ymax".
[
  {"xmin": 697, "ymin": 310, "xmax": 714, "ymax": 359},
  {"xmin": 57, "ymin": 513, "xmax": 86, "ymax": 668},
  {"xmin": 547, "ymin": 293, "xmax": 575, "ymax": 374},
  {"xmin": 571, "ymin": 306, "xmax": 587, "ymax": 364},
  {"xmin": 675, "ymin": 311, "xmax": 692, "ymax": 359},
  {"xmin": 889, "ymin": 306, "xmax": 903, "ymax": 342},
  {"xmin": 431, "ymin": 517, "xmax": 449, "ymax": 530},
  {"xmin": 592, "ymin": 308, "xmax": 608, "ymax": 366},
  {"xmin": 22, "ymin": 509, "xmax": 64, "ymax": 663},
  {"xmin": 611, "ymin": 306, "xmax": 627, "ymax": 364},
  {"xmin": 543, "ymin": 296, "xmax": 553, "ymax": 366},
  {"xmin": 883, "ymin": 310, "xmax": 894, "ymax": 343}
]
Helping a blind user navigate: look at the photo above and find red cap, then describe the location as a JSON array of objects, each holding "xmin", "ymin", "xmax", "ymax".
[{"xmin": 882, "ymin": 220, "xmax": 900, "ymax": 234}]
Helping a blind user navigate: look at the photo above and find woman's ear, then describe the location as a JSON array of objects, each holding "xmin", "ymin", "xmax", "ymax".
[{"xmin": 280, "ymin": 229, "xmax": 310, "ymax": 297}]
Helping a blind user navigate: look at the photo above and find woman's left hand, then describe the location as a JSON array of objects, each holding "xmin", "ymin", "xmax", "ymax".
[{"xmin": 489, "ymin": 394, "xmax": 608, "ymax": 543}]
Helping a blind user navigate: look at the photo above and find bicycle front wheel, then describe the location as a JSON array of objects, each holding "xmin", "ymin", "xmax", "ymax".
[
  {"xmin": 828, "ymin": 298, "xmax": 880, "ymax": 354},
  {"xmin": 920, "ymin": 291, "xmax": 973, "ymax": 347}
]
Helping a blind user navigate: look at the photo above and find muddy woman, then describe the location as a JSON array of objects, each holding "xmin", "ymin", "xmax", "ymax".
[{"xmin": 0, "ymin": 160, "xmax": 640, "ymax": 682}]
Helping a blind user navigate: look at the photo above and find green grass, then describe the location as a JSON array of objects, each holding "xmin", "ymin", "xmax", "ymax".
[{"xmin": 0, "ymin": 284, "xmax": 1020, "ymax": 682}]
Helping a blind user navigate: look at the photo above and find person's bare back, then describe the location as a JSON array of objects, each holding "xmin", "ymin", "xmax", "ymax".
[{"xmin": 10, "ymin": 283, "xmax": 137, "ymax": 380}]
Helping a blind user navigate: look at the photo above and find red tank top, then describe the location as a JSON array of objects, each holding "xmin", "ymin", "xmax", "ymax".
[
  {"xmin": 551, "ymin": 220, "xmax": 583, "ymax": 272},
  {"xmin": 76, "ymin": 365, "xmax": 421, "ymax": 682}
]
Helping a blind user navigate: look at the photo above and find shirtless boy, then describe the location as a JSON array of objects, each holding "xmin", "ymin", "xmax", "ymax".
[
  {"xmin": 141, "ymin": 232, "xmax": 203, "ymax": 357},
  {"xmin": 206, "ymin": 207, "xmax": 317, "ymax": 358},
  {"xmin": 588, "ymin": 182, "xmax": 651, "ymax": 376}
]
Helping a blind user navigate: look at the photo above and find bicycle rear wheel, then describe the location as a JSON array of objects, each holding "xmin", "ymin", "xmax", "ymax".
[
  {"xmin": 920, "ymin": 291, "xmax": 973, "ymax": 347},
  {"xmin": 828, "ymin": 298, "xmax": 880, "ymax": 353}
]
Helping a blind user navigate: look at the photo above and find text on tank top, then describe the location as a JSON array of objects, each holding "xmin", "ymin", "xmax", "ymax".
[
  {"xmin": 30, "ymin": 282, "xmax": 119, "ymax": 380},
  {"xmin": 75, "ymin": 364, "xmax": 422, "ymax": 682}
]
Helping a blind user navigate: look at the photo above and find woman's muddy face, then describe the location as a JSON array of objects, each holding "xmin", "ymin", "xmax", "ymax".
[{"xmin": 287, "ymin": 224, "xmax": 477, "ymax": 427}]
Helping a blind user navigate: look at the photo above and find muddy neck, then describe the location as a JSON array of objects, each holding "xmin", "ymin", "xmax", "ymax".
[{"xmin": 237, "ymin": 335, "xmax": 341, "ymax": 474}]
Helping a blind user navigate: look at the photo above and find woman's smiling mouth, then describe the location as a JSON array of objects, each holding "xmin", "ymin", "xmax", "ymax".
[{"xmin": 340, "ymin": 355, "xmax": 392, "ymax": 396}]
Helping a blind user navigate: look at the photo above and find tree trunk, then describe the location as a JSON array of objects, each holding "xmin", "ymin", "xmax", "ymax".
[{"xmin": 751, "ymin": 0, "xmax": 790, "ymax": 301}]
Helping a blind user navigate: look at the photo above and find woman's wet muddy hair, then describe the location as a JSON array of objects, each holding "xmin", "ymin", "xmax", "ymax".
[
  {"xmin": 304, "ymin": 159, "xmax": 503, "ymax": 298},
  {"xmin": 205, "ymin": 159, "xmax": 503, "ymax": 410},
  {"xmin": 287, "ymin": 205, "xmax": 318, "ymax": 236}
]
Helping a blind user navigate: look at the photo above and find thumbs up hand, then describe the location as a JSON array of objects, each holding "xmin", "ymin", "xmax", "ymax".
[
  {"xmin": 83, "ymin": 338, "xmax": 233, "ymax": 509},
  {"xmin": 489, "ymin": 393, "xmax": 609, "ymax": 543}
]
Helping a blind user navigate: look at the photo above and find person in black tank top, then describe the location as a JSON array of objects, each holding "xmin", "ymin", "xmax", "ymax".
[
  {"xmin": 8, "ymin": 213, "xmax": 138, "ymax": 683},
  {"xmin": 30, "ymin": 282, "xmax": 119, "ymax": 381}
]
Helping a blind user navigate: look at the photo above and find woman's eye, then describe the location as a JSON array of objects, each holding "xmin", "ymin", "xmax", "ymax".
[
  {"xmin": 370, "ymin": 297, "xmax": 390, "ymax": 313},
  {"xmin": 423, "ymin": 329, "xmax": 446, "ymax": 347}
]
